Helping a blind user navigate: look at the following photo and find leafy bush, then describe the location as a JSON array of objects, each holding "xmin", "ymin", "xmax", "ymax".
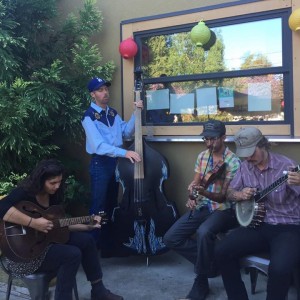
[
  {"xmin": 64, "ymin": 175, "xmax": 90, "ymax": 208},
  {"xmin": 0, "ymin": 172, "xmax": 27, "ymax": 196},
  {"xmin": 0, "ymin": 0, "xmax": 115, "ymax": 176}
]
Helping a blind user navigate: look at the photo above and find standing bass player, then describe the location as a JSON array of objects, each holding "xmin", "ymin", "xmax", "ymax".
[
  {"xmin": 163, "ymin": 120, "xmax": 240, "ymax": 300},
  {"xmin": 215, "ymin": 127, "xmax": 300, "ymax": 300},
  {"xmin": 0, "ymin": 159, "xmax": 123, "ymax": 300}
]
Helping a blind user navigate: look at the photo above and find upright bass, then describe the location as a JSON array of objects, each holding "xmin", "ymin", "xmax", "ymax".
[{"xmin": 110, "ymin": 68, "xmax": 178, "ymax": 256}]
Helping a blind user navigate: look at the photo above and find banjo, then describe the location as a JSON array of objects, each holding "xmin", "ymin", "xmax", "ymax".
[{"xmin": 236, "ymin": 165, "xmax": 300, "ymax": 228}]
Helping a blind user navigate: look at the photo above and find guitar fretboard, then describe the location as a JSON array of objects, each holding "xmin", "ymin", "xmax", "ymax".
[{"xmin": 58, "ymin": 216, "xmax": 92, "ymax": 227}]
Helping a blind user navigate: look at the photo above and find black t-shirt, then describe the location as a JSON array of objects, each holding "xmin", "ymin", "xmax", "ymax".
[{"xmin": 0, "ymin": 187, "xmax": 61, "ymax": 218}]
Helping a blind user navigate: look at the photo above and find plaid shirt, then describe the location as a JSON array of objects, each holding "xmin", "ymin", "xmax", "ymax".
[{"xmin": 194, "ymin": 147, "xmax": 240, "ymax": 211}]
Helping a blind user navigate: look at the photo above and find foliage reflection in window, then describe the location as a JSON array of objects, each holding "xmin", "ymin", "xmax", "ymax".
[{"xmin": 141, "ymin": 18, "xmax": 282, "ymax": 77}]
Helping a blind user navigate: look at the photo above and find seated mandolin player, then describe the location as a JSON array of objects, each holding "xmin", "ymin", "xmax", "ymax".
[
  {"xmin": 163, "ymin": 120, "xmax": 241, "ymax": 300},
  {"xmin": 215, "ymin": 127, "xmax": 300, "ymax": 300},
  {"xmin": 0, "ymin": 159, "xmax": 123, "ymax": 300}
]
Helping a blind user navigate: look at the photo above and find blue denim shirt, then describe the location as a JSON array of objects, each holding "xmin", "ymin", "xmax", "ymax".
[{"xmin": 81, "ymin": 102, "xmax": 135, "ymax": 157}]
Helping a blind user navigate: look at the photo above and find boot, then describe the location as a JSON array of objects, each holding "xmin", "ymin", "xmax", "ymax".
[{"xmin": 186, "ymin": 274, "xmax": 209, "ymax": 300}]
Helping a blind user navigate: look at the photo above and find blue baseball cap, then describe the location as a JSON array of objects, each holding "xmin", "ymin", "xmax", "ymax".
[{"xmin": 87, "ymin": 77, "xmax": 111, "ymax": 92}]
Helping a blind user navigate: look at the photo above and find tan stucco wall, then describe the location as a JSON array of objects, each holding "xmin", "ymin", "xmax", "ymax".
[{"xmin": 60, "ymin": 0, "xmax": 300, "ymax": 214}]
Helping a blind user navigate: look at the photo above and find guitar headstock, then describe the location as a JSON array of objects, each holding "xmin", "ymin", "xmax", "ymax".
[
  {"xmin": 92, "ymin": 211, "xmax": 108, "ymax": 225},
  {"xmin": 99, "ymin": 211, "xmax": 108, "ymax": 225}
]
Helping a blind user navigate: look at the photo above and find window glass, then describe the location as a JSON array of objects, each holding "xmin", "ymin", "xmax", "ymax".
[
  {"xmin": 141, "ymin": 18, "xmax": 282, "ymax": 77},
  {"xmin": 144, "ymin": 74, "xmax": 284, "ymax": 124},
  {"xmin": 138, "ymin": 15, "xmax": 287, "ymax": 125}
]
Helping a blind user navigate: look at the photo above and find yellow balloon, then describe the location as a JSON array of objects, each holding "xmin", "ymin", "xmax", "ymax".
[{"xmin": 289, "ymin": 8, "xmax": 300, "ymax": 31}]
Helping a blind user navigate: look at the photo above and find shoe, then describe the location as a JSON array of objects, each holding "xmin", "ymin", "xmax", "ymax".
[
  {"xmin": 186, "ymin": 275, "xmax": 209, "ymax": 300},
  {"xmin": 91, "ymin": 289, "xmax": 124, "ymax": 300}
]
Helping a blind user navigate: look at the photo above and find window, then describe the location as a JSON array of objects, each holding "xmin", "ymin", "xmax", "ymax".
[{"xmin": 135, "ymin": 13, "xmax": 290, "ymax": 126}]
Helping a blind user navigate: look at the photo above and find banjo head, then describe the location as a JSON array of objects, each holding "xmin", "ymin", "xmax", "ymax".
[{"xmin": 236, "ymin": 200, "xmax": 255, "ymax": 227}]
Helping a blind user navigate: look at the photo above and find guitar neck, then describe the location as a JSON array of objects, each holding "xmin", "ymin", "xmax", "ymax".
[
  {"xmin": 57, "ymin": 215, "xmax": 93, "ymax": 228},
  {"xmin": 255, "ymin": 165, "xmax": 300, "ymax": 202}
]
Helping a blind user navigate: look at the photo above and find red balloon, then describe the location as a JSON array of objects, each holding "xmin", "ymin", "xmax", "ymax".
[{"xmin": 119, "ymin": 37, "xmax": 138, "ymax": 59}]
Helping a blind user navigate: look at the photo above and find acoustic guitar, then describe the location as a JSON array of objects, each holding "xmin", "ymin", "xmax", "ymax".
[{"xmin": 0, "ymin": 201, "xmax": 107, "ymax": 262}]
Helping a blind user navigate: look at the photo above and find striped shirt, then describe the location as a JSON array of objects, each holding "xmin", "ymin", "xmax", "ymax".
[
  {"xmin": 194, "ymin": 147, "xmax": 241, "ymax": 211},
  {"xmin": 230, "ymin": 152, "xmax": 300, "ymax": 225},
  {"xmin": 81, "ymin": 102, "xmax": 135, "ymax": 157}
]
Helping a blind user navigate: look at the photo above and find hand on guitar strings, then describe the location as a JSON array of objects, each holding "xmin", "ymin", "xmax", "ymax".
[{"xmin": 31, "ymin": 217, "xmax": 54, "ymax": 233}]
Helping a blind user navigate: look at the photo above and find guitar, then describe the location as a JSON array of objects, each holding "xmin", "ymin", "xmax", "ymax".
[
  {"xmin": 236, "ymin": 165, "xmax": 300, "ymax": 228},
  {"xmin": 0, "ymin": 201, "xmax": 107, "ymax": 262}
]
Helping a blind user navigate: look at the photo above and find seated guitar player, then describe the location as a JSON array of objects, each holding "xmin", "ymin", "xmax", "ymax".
[
  {"xmin": 215, "ymin": 127, "xmax": 300, "ymax": 300},
  {"xmin": 0, "ymin": 159, "xmax": 123, "ymax": 300},
  {"xmin": 163, "ymin": 120, "xmax": 241, "ymax": 300}
]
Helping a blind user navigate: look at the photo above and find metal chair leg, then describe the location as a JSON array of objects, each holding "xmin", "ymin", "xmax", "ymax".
[{"xmin": 6, "ymin": 275, "xmax": 13, "ymax": 300}]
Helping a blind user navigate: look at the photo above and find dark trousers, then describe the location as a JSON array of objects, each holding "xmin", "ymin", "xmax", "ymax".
[
  {"xmin": 38, "ymin": 232, "xmax": 103, "ymax": 300},
  {"xmin": 214, "ymin": 223, "xmax": 300, "ymax": 300},
  {"xmin": 163, "ymin": 207, "xmax": 237, "ymax": 276},
  {"xmin": 89, "ymin": 155, "xmax": 118, "ymax": 249}
]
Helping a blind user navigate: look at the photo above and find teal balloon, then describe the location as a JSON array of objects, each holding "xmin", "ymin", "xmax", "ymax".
[{"xmin": 190, "ymin": 21, "xmax": 211, "ymax": 47}]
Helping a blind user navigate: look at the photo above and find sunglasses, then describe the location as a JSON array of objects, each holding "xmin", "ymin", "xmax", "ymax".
[{"xmin": 202, "ymin": 136, "xmax": 220, "ymax": 141}]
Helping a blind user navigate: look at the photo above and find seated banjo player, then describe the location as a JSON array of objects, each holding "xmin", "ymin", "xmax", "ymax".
[
  {"xmin": 0, "ymin": 159, "xmax": 123, "ymax": 300},
  {"xmin": 163, "ymin": 120, "xmax": 240, "ymax": 300},
  {"xmin": 215, "ymin": 127, "xmax": 300, "ymax": 300}
]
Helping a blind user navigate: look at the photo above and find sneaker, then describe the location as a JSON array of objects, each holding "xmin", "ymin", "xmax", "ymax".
[
  {"xmin": 91, "ymin": 289, "xmax": 124, "ymax": 300},
  {"xmin": 186, "ymin": 275, "xmax": 209, "ymax": 300}
]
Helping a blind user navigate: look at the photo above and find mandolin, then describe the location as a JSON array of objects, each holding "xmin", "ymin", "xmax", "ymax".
[
  {"xmin": 189, "ymin": 161, "xmax": 226, "ymax": 201},
  {"xmin": 0, "ymin": 201, "xmax": 107, "ymax": 262}
]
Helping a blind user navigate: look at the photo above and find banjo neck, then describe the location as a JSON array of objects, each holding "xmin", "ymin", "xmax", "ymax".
[{"xmin": 254, "ymin": 165, "xmax": 300, "ymax": 202}]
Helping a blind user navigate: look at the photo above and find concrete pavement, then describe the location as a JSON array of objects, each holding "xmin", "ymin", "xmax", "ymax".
[{"xmin": 0, "ymin": 250, "xmax": 297, "ymax": 300}]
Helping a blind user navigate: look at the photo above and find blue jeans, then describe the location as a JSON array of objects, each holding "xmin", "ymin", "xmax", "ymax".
[
  {"xmin": 215, "ymin": 223, "xmax": 300, "ymax": 300},
  {"xmin": 89, "ymin": 155, "xmax": 118, "ymax": 248},
  {"xmin": 163, "ymin": 207, "xmax": 237, "ymax": 276},
  {"xmin": 38, "ymin": 232, "xmax": 102, "ymax": 300}
]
